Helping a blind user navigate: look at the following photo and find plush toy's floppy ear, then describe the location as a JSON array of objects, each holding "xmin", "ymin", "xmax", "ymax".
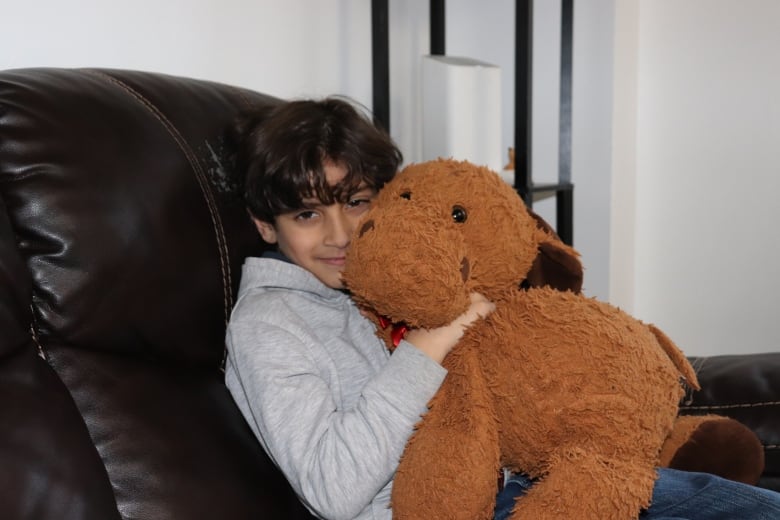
[{"xmin": 522, "ymin": 210, "xmax": 583, "ymax": 293}]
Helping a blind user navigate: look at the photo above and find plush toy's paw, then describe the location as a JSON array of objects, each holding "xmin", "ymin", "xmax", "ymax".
[{"xmin": 660, "ymin": 415, "xmax": 765, "ymax": 485}]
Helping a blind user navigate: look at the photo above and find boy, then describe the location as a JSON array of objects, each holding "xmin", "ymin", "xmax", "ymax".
[
  {"xmin": 225, "ymin": 97, "xmax": 780, "ymax": 519},
  {"xmin": 225, "ymin": 97, "xmax": 493, "ymax": 520}
]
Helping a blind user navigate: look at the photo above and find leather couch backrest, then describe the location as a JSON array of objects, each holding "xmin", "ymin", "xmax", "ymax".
[
  {"xmin": 0, "ymin": 68, "xmax": 313, "ymax": 520},
  {"xmin": 2, "ymin": 68, "xmax": 262, "ymax": 364}
]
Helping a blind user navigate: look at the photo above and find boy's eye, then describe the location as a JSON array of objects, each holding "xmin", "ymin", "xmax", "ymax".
[
  {"xmin": 347, "ymin": 198, "xmax": 371, "ymax": 208},
  {"xmin": 346, "ymin": 188, "xmax": 375, "ymax": 209},
  {"xmin": 294, "ymin": 210, "xmax": 318, "ymax": 221}
]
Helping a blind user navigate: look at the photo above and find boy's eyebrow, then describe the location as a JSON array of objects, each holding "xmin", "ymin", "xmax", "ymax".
[
  {"xmin": 299, "ymin": 198, "xmax": 322, "ymax": 209},
  {"xmin": 297, "ymin": 181, "xmax": 373, "ymax": 210},
  {"xmin": 352, "ymin": 183, "xmax": 373, "ymax": 193}
]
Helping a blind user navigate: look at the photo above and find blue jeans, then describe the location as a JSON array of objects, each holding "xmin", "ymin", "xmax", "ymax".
[{"xmin": 494, "ymin": 467, "xmax": 780, "ymax": 519}]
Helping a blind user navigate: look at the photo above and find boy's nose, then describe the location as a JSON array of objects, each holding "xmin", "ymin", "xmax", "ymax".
[{"xmin": 326, "ymin": 213, "xmax": 351, "ymax": 247}]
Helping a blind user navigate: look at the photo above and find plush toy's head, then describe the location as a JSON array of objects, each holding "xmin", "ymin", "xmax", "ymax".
[{"xmin": 343, "ymin": 158, "xmax": 582, "ymax": 330}]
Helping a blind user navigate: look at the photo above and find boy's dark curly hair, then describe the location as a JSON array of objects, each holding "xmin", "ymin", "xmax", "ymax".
[{"xmin": 232, "ymin": 97, "xmax": 402, "ymax": 222}]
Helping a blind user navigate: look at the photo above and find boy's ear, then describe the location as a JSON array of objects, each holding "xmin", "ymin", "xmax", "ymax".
[{"xmin": 252, "ymin": 217, "xmax": 278, "ymax": 244}]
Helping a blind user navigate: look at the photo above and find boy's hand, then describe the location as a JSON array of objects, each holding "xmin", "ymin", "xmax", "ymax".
[{"xmin": 405, "ymin": 293, "xmax": 495, "ymax": 364}]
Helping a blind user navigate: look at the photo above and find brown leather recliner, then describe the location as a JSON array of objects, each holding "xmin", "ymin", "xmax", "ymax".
[{"xmin": 0, "ymin": 68, "xmax": 777, "ymax": 519}]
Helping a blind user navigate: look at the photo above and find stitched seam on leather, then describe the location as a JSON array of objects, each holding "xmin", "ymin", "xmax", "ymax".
[
  {"xmin": 28, "ymin": 304, "xmax": 47, "ymax": 361},
  {"xmin": 690, "ymin": 356, "xmax": 708, "ymax": 373},
  {"xmin": 85, "ymin": 70, "xmax": 232, "ymax": 332}
]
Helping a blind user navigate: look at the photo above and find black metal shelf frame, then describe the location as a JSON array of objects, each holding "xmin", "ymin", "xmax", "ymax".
[
  {"xmin": 371, "ymin": 0, "xmax": 574, "ymax": 245},
  {"xmin": 371, "ymin": 0, "xmax": 390, "ymax": 132}
]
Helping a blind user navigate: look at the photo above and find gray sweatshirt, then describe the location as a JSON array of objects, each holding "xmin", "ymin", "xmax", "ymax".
[{"xmin": 225, "ymin": 257, "xmax": 447, "ymax": 520}]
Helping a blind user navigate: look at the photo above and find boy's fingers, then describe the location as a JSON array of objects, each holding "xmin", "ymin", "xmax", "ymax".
[{"xmin": 460, "ymin": 293, "xmax": 495, "ymax": 325}]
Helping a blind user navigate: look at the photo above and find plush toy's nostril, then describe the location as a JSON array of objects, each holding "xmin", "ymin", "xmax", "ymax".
[
  {"xmin": 460, "ymin": 257, "xmax": 470, "ymax": 282},
  {"xmin": 359, "ymin": 220, "xmax": 375, "ymax": 238}
]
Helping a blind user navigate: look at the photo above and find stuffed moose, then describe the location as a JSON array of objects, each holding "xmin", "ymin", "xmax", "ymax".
[{"xmin": 342, "ymin": 158, "xmax": 764, "ymax": 520}]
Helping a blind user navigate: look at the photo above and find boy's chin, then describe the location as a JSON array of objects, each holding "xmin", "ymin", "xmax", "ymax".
[{"xmin": 319, "ymin": 274, "xmax": 345, "ymax": 290}]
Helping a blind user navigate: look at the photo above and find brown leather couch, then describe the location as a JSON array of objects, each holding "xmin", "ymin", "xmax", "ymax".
[
  {"xmin": 0, "ymin": 68, "xmax": 777, "ymax": 519},
  {"xmin": 680, "ymin": 353, "xmax": 779, "ymax": 491}
]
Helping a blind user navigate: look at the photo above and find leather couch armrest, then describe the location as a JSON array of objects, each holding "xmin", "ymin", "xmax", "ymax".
[{"xmin": 680, "ymin": 353, "xmax": 780, "ymax": 492}]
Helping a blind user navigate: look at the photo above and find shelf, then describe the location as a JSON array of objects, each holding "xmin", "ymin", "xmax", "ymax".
[
  {"xmin": 529, "ymin": 181, "xmax": 573, "ymax": 194},
  {"xmin": 514, "ymin": 0, "xmax": 574, "ymax": 245},
  {"xmin": 370, "ymin": 0, "xmax": 574, "ymax": 245}
]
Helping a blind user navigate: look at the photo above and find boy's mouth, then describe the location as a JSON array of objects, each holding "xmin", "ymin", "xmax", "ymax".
[{"xmin": 321, "ymin": 256, "xmax": 346, "ymax": 267}]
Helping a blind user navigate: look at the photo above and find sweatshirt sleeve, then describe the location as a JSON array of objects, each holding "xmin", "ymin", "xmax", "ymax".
[{"xmin": 226, "ymin": 319, "xmax": 446, "ymax": 520}]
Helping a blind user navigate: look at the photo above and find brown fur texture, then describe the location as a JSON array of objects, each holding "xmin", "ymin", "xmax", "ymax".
[{"xmin": 342, "ymin": 159, "xmax": 762, "ymax": 519}]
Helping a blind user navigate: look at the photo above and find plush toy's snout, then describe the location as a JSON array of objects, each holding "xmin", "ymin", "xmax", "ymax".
[
  {"xmin": 356, "ymin": 216, "xmax": 471, "ymax": 287},
  {"xmin": 344, "ymin": 198, "xmax": 473, "ymax": 330}
]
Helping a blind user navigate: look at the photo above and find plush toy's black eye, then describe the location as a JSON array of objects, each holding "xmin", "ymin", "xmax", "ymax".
[
  {"xmin": 400, "ymin": 191, "xmax": 411, "ymax": 200},
  {"xmin": 452, "ymin": 205, "xmax": 468, "ymax": 223}
]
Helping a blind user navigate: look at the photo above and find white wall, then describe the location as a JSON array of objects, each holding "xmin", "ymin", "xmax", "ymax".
[
  {"xmin": 569, "ymin": 0, "xmax": 615, "ymax": 299},
  {"xmin": 4, "ymin": 0, "xmax": 776, "ymax": 356},
  {"xmin": 610, "ymin": 0, "xmax": 640, "ymax": 315},
  {"xmin": 612, "ymin": 0, "xmax": 780, "ymax": 356},
  {"xmin": 4, "ymin": 0, "xmax": 375, "ymax": 106}
]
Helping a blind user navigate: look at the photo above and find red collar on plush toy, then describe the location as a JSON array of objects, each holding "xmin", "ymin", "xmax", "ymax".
[{"xmin": 377, "ymin": 315, "xmax": 409, "ymax": 351}]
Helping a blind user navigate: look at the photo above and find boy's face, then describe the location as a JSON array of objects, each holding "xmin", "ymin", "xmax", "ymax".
[{"xmin": 253, "ymin": 161, "xmax": 375, "ymax": 289}]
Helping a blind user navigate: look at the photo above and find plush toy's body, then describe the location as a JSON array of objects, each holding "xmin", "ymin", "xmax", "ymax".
[
  {"xmin": 343, "ymin": 159, "xmax": 763, "ymax": 520},
  {"xmin": 399, "ymin": 289, "xmax": 689, "ymax": 519}
]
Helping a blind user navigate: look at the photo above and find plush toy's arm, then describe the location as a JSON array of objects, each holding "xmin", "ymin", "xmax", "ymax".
[{"xmin": 392, "ymin": 348, "xmax": 499, "ymax": 520}]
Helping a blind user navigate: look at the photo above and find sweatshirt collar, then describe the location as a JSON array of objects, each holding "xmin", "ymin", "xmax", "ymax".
[{"xmin": 239, "ymin": 256, "xmax": 349, "ymax": 304}]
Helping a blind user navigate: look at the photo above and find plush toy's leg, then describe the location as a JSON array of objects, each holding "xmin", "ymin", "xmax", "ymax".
[
  {"xmin": 391, "ymin": 351, "xmax": 500, "ymax": 520},
  {"xmin": 659, "ymin": 414, "xmax": 765, "ymax": 485},
  {"xmin": 512, "ymin": 448, "xmax": 657, "ymax": 520},
  {"xmin": 508, "ymin": 449, "xmax": 657, "ymax": 520}
]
